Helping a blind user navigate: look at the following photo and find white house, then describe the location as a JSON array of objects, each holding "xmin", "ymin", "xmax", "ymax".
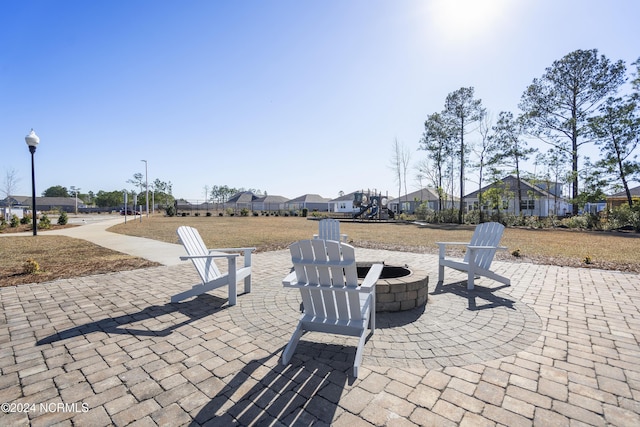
[
  {"xmin": 464, "ymin": 175, "xmax": 571, "ymax": 217},
  {"xmin": 329, "ymin": 191, "xmax": 360, "ymax": 214}
]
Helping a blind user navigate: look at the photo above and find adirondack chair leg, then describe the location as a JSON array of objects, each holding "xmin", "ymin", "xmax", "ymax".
[
  {"xmin": 467, "ymin": 248, "xmax": 476, "ymax": 290},
  {"xmin": 370, "ymin": 297, "xmax": 376, "ymax": 332},
  {"xmin": 353, "ymin": 331, "xmax": 369, "ymax": 378},
  {"xmin": 243, "ymin": 250, "xmax": 252, "ymax": 294},
  {"xmin": 438, "ymin": 244, "xmax": 446, "ymax": 284},
  {"xmin": 282, "ymin": 325, "xmax": 304, "ymax": 365},
  {"xmin": 228, "ymin": 258, "xmax": 237, "ymax": 306}
]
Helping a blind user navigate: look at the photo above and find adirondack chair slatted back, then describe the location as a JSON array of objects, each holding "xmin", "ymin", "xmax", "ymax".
[
  {"xmin": 463, "ymin": 222, "xmax": 505, "ymax": 270},
  {"xmin": 177, "ymin": 226, "xmax": 221, "ymax": 282},
  {"xmin": 290, "ymin": 239, "xmax": 362, "ymax": 321},
  {"xmin": 317, "ymin": 218, "xmax": 342, "ymax": 241}
]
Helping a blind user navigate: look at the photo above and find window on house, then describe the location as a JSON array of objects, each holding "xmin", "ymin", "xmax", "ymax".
[{"xmin": 520, "ymin": 199, "xmax": 535, "ymax": 210}]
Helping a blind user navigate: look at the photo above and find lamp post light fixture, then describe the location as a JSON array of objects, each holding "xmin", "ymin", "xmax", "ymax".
[
  {"xmin": 25, "ymin": 129, "xmax": 40, "ymax": 236},
  {"xmin": 141, "ymin": 160, "xmax": 149, "ymax": 218}
]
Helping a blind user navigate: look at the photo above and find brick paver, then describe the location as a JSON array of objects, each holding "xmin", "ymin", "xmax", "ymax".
[{"xmin": 1, "ymin": 247, "xmax": 639, "ymax": 426}]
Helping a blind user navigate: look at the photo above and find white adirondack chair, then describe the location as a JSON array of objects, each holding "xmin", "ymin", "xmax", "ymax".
[
  {"xmin": 173, "ymin": 226, "xmax": 255, "ymax": 306},
  {"xmin": 313, "ymin": 218, "xmax": 348, "ymax": 242},
  {"xmin": 437, "ymin": 222, "xmax": 511, "ymax": 290},
  {"xmin": 282, "ymin": 239, "xmax": 382, "ymax": 378}
]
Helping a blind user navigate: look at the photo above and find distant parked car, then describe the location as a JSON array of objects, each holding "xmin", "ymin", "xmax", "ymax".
[{"xmin": 120, "ymin": 209, "xmax": 141, "ymax": 215}]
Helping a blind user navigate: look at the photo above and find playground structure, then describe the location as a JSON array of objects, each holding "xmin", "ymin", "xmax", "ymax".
[{"xmin": 353, "ymin": 190, "xmax": 393, "ymax": 220}]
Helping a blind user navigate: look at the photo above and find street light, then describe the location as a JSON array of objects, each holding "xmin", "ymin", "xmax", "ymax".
[
  {"xmin": 70, "ymin": 186, "xmax": 80, "ymax": 215},
  {"xmin": 25, "ymin": 129, "xmax": 40, "ymax": 236},
  {"xmin": 141, "ymin": 160, "xmax": 149, "ymax": 218}
]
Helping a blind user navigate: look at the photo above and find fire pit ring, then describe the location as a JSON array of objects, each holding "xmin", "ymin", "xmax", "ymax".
[{"xmin": 357, "ymin": 262, "xmax": 429, "ymax": 312}]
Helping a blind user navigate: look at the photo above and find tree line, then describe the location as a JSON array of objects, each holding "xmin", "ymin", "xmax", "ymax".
[{"xmin": 417, "ymin": 49, "xmax": 639, "ymax": 224}]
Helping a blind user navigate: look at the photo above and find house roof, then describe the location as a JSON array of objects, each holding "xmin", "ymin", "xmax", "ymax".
[
  {"xmin": 287, "ymin": 194, "xmax": 330, "ymax": 203},
  {"xmin": 0, "ymin": 196, "xmax": 31, "ymax": 206},
  {"xmin": 388, "ymin": 187, "xmax": 444, "ymax": 204},
  {"xmin": 14, "ymin": 197, "xmax": 84, "ymax": 207},
  {"xmin": 255, "ymin": 195, "xmax": 288, "ymax": 203},
  {"xmin": 608, "ymin": 186, "xmax": 640, "ymax": 199},
  {"xmin": 226, "ymin": 192, "xmax": 259, "ymax": 204},
  {"xmin": 464, "ymin": 175, "xmax": 561, "ymax": 200},
  {"xmin": 330, "ymin": 191, "xmax": 359, "ymax": 202}
]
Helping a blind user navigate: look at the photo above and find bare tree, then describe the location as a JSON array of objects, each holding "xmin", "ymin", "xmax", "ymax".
[
  {"xmin": 390, "ymin": 139, "xmax": 411, "ymax": 213},
  {"xmin": 1, "ymin": 168, "xmax": 21, "ymax": 217},
  {"xmin": 473, "ymin": 111, "xmax": 493, "ymax": 223},
  {"xmin": 390, "ymin": 138, "xmax": 403, "ymax": 210},
  {"xmin": 401, "ymin": 143, "xmax": 411, "ymax": 207}
]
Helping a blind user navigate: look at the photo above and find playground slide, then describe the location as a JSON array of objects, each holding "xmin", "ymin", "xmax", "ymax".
[
  {"xmin": 353, "ymin": 204, "xmax": 371, "ymax": 219},
  {"xmin": 366, "ymin": 204, "xmax": 379, "ymax": 219}
]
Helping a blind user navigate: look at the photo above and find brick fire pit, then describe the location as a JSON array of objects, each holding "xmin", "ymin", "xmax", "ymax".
[{"xmin": 357, "ymin": 262, "xmax": 429, "ymax": 312}]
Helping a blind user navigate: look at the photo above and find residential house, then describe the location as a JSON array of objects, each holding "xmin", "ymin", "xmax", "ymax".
[
  {"xmin": 223, "ymin": 192, "xmax": 260, "ymax": 211},
  {"xmin": 388, "ymin": 188, "xmax": 459, "ymax": 214},
  {"xmin": 1, "ymin": 197, "xmax": 24, "ymax": 220},
  {"xmin": 252, "ymin": 195, "xmax": 289, "ymax": 212},
  {"xmin": 464, "ymin": 175, "xmax": 571, "ymax": 217},
  {"xmin": 286, "ymin": 194, "xmax": 331, "ymax": 212},
  {"xmin": 606, "ymin": 186, "xmax": 640, "ymax": 209},
  {"xmin": 329, "ymin": 191, "xmax": 361, "ymax": 214},
  {"xmin": 3, "ymin": 196, "xmax": 85, "ymax": 214}
]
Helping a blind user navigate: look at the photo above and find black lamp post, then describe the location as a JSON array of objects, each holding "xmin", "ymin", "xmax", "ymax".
[{"xmin": 25, "ymin": 129, "xmax": 40, "ymax": 236}]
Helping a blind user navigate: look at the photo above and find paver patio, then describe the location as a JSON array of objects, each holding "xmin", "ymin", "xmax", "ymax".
[{"xmin": 1, "ymin": 247, "xmax": 639, "ymax": 426}]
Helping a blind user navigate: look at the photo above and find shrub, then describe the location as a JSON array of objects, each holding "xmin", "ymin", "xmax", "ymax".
[
  {"xmin": 21, "ymin": 214, "xmax": 31, "ymax": 225},
  {"xmin": 10, "ymin": 214, "xmax": 20, "ymax": 228},
  {"xmin": 57, "ymin": 210, "xmax": 68, "ymax": 225},
  {"xmin": 0, "ymin": 217, "xmax": 6, "ymax": 230},
  {"xmin": 561, "ymin": 215, "xmax": 589, "ymax": 229},
  {"xmin": 38, "ymin": 214, "xmax": 51, "ymax": 229},
  {"xmin": 607, "ymin": 204, "xmax": 640, "ymax": 231},
  {"xmin": 240, "ymin": 208, "xmax": 249, "ymax": 217},
  {"xmin": 415, "ymin": 203, "xmax": 434, "ymax": 222},
  {"xmin": 165, "ymin": 205, "xmax": 176, "ymax": 217},
  {"xmin": 23, "ymin": 259, "xmax": 40, "ymax": 274},
  {"xmin": 301, "ymin": 208, "xmax": 308, "ymax": 217},
  {"xmin": 206, "ymin": 212, "xmax": 212, "ymax": 217}
]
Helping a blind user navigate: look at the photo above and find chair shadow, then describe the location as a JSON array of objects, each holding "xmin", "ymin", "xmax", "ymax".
[
  {"xmin": 191, "ymin": 346, "xmax": 347, "ymax": 426},
  {"xmin": 376, "ymin": 303, "xmax": 427, "ymax": 328},
  {"xmin": 430, "ymin": 280, "xmax": 515, "ymax": 311},
  {"xmin": 36, "ymin": 294, "xmax": 227, "ymax": 345}
]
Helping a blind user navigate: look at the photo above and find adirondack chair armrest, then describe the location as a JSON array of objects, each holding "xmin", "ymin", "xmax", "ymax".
[
  {"xmin": 436, "ymin": 241, "xmax": 470, "ymax": 247},
  {"xmin": 179, "ymin": 253, "xmax": 239, "ymax": 261},
  {"xmin": 466, "ymin": 245, "xmax": 508, "ymax": 251},
  {"xmin": 208, "ymin": 247, "xmax": 256, "ymax": 254},
  {"xmin": 437, "ymin": 241, "xmax": 470, "ymax": 259},
  {"xmin": 282, "ymin": 271, "xmax": 298, "ymax": 287},
  {"xmin": 361, "ymin": 263, "xmax": 383, "ymax": 290}
]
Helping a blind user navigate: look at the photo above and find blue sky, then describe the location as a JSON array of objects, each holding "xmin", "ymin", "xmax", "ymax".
[{"xmin": 1, "ymin": 0, "xmax": 638, "ymax": 201}]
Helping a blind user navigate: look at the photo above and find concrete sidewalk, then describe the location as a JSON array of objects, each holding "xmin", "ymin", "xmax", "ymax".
[
  {"xmin": 39, "ymin": 216, "xmax": 185, "ymax": 266},
  {"xmin": 1, "ymin": 220, "xmax": 639, "ymax": 426}
]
